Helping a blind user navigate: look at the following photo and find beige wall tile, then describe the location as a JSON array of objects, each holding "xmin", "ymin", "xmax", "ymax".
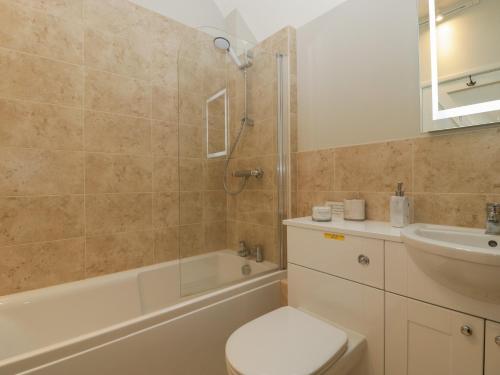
[
  {"xmin": 85, "ymin": 153, "xmax": 152, "ymax": 193},
  {"xmin": 151, "ymin": 121, "xmax": 178, "ymax": 157},
  {"xmin": 0, "ymin": 49, "xmax": 83, "ymax": 106},
  {"xmin": 0, "ymin": 195, "xmax": 84, "ymax": 246},
  {"xmin": 85, "ymin": 193, "xmax": 152, "ymax": 235},
  {"xmin": 413, "ymin": 194, "xmax": 486, "ymax": 228},
  {"xmin": 204, "ymin": 221, "xmax": 226, "ymax": 251},
  {"xmin": 0, "ymin": 238, "xmax": 85, "ymax": 296},
  {"xmin": 0, "ymin": 99, "xmax": 83, "ymax": 150},
  {"xmin": 85, "ymin": 68, "xmax": 151, "ymax": 117},
  {"xmin": 153, "ymin": 192, "xmax": 179, "ymax": 228},
  {"xmin": 13, "ymin": 0, "xmax": 83, "ymax": 20},
  {"xmin": 0, "ymin": 0, "xmax": 83, "ymax": 63},
  {"xmin": 179, "ymin": 125, "xmax": 202, "ymax": 158},
  {"xmin": 334, "ymin": 140, "xmax": 412, "ymax": 192},
  {"xmin": 153, "ymin": 155, "xmax": 178, "ymax": 192},
  {"xmin": 179, "ymin": 92, "xmax": 203, "ymax": 126},
  {"xmin": 0, "ymin": 148, "xmax": 84, "ymax": 195},
  {"xmin": 84, "ymin": 27, "xmax": 151, "ymax": 80},
  {"xmin": 204, "ymin": 190, "xmax": 226, "ymax": 222},
  {"xmin": 180, "ymin": 191, "xmax": 203, "ymax": 225},
  {"xmin": 151, "ymin": 48, "xmax": 177, "ymax": 87},
  {"xmin": 84, "ymin": 111, "xmax": 151, "ymax": 155},
  {"xmin": 83, "ymin": 0, "xmax": 147, "ymax": 38},
  {"xmin": 152, "ymin": 84, "xmax": 178, "ymax": 122},
  {"xmin": 179, "ymin": 158, "xmax": 203, "ymax": 191},
  {"xmin": 154, "ymin": 227, "xmax": 178, "ymax": 262},
  {"xmin": 228, "ymin": 190, "xmax": 274, "ymax": 226},
  {"xmin": 297, "ymin": 150, "xmax": 333, "ymax": 191},
  {"xmin": 179, "ymin": 223, "xmax": 203, "ymax": 257},
  {"xmin": 359, "ymin": 192, "xmax": 393, "ymax": 222},
  {"xmin": 85, "ymin": 230, "xmax": 154, "ymax": 277},
  {"xmin": 414, "ymin": 128, "xmax": 500, "ymax": 194},
  {"xmin": 204, "ymin": 159, "xmax": 224, "ymax": 190}
]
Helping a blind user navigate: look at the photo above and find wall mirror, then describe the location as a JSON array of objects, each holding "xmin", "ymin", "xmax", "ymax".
[
  {"xmin": 206, "ymin": 89, "xmax": 228, "ymax": 159},
  {"xmin": 419, "ymin": 0, "xmax": 500, "ymax": 132}
]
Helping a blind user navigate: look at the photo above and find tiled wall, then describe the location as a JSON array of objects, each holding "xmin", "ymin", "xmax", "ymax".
[
  {"xmin": 225, "ymin": 27, "xmax": 296, "ymax": 264},
  {"xmin": 292, "ymin": 126, "xmax": 500, "ymax": 228},
  {"xmin": 0, "ymin": 0, "xmax": 223, "ymax": 296}
]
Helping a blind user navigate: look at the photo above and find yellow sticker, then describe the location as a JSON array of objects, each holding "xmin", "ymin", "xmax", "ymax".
[{"xmin": 323, "ymin": 233, "xmax": 345, "ymax": 241}]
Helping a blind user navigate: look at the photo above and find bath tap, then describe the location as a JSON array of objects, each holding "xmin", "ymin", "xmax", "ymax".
[
  {"xmin": 486, "ymin": 203, "xmax": 500, "ymax": 235},
  {"xmin": 238, "ymin": 241, "xmax": 250, "ymax": 257},
  {"xmin": 249, "ymin": 246, "xmax": 264, "ymax": 263}
]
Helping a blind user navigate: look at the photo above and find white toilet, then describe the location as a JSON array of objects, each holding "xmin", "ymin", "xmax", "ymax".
[{"xmin": 225, "ymin": 306, "xmax": 366, "ymax": 375}]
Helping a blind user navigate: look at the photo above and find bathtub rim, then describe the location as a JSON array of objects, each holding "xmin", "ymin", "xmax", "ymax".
[{"xmin": 1, "ymin": 260, "xmax": 285, "ymax": 373}]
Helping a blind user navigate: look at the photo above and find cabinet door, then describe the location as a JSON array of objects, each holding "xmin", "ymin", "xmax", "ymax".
[
  {"xmin": 485, "ymin": 320, "xmax": 500, "ymax": 375},
  {"xmin": 385, "ymin": 293, "xmax": 484, "ymax": 375}
]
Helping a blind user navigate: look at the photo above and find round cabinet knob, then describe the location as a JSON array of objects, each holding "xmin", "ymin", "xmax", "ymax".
[
  {"xmin": 495, "ymin": 336, "xmax": 500, "ymax": 346},
  {"xmin": 461, "ymin": 325, "xmax": 473, "ymax": 336},
  {"xmin": 358, "ymin": 254, "xmax": 370, "ymax": 266}
]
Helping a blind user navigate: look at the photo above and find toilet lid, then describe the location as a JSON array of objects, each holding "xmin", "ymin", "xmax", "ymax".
[{"xmin": 226, "ymin": 306, "xmax": 348, "ymax": 375}]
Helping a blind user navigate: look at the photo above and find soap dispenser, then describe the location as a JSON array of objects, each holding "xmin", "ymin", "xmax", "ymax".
[{"xmin": 390, "ymin": 182, "xmax": 410, "ymax": 228}]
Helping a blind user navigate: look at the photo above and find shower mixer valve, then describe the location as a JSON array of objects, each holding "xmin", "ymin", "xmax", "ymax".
[{"xmin": 233, "ymin": 168, "xmax": 264, "ymax": 179}]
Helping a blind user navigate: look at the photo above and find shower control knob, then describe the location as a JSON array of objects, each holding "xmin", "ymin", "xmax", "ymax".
[
  {"xmin": 358, "ymin": 254, "xmax": 370, "ymax": 266},
  {"xmin": 495, "ymin": 336, "xmax": 500, "ymax": 346},
  {"xmin": 461, "ymin": 325, "xmax": 473, "ymax": 336}
]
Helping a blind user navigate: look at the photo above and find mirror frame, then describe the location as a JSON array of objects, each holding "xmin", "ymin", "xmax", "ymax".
[
  {"xmin": 205, "ymin": 88, "xmax": 228, "ymax": 159},
  {"xmin": 428, "ymin": 0, "xmax": 500, "ymax": 121}
]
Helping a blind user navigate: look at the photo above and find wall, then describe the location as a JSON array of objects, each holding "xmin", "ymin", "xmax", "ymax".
[
  {"xmin": 129, "ymin": 0, "xmax": 225, "ymax": 30},
  {"xmin": 292, "ymin": 126, "xmax": 500, "ymax": 227},
  {"xmin": 292, "ymin": 0, "xmax": 500, "ymax": 227},
  {"xmin": 296, "ymin": 0, "xmax": 421, "ymax": 151},
  {"xmin": 0, "ymin": 0, "xmax": 222, "ymax": 296}
]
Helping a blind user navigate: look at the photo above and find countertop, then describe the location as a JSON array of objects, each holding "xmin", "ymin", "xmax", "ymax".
[{"xmin": 283, "ymin": 217, "xmax": 403, "ymax": 242}]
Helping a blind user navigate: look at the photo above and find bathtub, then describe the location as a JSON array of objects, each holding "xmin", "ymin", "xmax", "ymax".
[{"xmin": 0, "ymin": 250, "xmax": 284, "ymax": 375}]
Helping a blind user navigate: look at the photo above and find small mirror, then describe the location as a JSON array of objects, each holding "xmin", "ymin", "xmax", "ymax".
[
  {"xmin": 206, "ymin": 89, "xmax": 228, "ymax": 159},
  {"xmin": 419, "ymin": 0, "xmax": 500, "ymax": 132}
]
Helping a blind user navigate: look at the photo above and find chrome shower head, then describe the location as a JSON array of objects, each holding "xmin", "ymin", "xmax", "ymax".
[
  {"xmin": 214, "ymin": 37, "xmax": 231, "ymax": 51},
  {"xmin": 213, "ymin": 36, "xmax": 251, "ymax": 69}
]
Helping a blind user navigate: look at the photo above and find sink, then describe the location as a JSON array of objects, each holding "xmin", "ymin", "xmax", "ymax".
[{"xmin": 401, "ymin": 224, "xmax": 500, "ymax": 303}]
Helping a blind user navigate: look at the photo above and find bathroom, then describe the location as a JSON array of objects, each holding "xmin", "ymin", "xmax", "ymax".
[{"xmin": 0, "ymin": 0, "xmax": 499, "ymax": 373}]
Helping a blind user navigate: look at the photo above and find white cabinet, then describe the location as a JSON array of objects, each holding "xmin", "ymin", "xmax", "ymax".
[
  {"xmin": 385, "ymin": 293, "xmax": 484, "ymax": 375},
  {"xmin": 485, "ymin": 320, "xmax": 500, "ymax": 375}
]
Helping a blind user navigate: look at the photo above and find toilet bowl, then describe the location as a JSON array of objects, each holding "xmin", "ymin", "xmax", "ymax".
[{"xmin": 225, "ymin": 306, "xmax": 366, "ymax": 375}]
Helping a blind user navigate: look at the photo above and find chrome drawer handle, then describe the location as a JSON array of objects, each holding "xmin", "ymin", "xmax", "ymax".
[
  {"xmin": 358, "ymin": 254, "xmax": 370, "ymax": 266},
  {"xmin": 461, "ymin": 325, "xmax": 473, "ymax": 336},
  {"xmin": 495, "ymin": 336, "xmax": 500, "ymax": 346}
]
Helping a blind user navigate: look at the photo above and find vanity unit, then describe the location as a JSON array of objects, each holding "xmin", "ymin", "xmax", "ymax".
[{"xmin": 284, "ymin": 218, "xmax": 500, "ymax": 375}]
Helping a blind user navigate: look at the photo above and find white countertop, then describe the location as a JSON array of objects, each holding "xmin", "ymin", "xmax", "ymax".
[{"xmin": 283, "ymin": 217, "xmax": 403, "ymax": 242}]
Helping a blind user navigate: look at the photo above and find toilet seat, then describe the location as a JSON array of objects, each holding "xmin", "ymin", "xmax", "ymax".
[{"xmin": 225, "ymin": 306, "xmax": 348, "ymax": 375}]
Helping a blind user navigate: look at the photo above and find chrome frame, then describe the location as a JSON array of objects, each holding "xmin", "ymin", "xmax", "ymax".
[{"xmin": 276, "ymin": 53, "xmax": 290, "ymax": 270}]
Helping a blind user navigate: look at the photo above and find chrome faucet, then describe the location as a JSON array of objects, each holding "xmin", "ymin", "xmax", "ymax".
[
  {"xmin": 237, "ymin": 241, "xmax": 264, "ymax": 262},
  {"xmin": 486, "ymin": 203, "xmax": 500, "ymax": 235},
  {"xmin": 238, "ymin": 240, "xmax": 250, "ymax": 257}
]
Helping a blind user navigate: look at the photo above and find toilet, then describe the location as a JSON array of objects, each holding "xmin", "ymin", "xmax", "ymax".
[{"xmin": 225, "ymin": 306, "xmax": 366, "ymax": 375}]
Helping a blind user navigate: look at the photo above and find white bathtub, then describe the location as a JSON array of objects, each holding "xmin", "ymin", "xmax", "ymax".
[{"xmin": 0, "ymin": 250, "xmax": 284, "ymax": 375}]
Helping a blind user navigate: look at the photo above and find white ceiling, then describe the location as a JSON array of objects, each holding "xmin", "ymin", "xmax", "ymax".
[{"xmin": 213, "ymin": 0, "xmax": 350, "ymax": 41}]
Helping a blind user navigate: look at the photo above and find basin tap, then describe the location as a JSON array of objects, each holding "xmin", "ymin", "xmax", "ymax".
[
  {"xmin": 486, "ymin": 203, "xmax": 500, "ymax": 235},
  {"xmin": 238, "ymin": 240, "xmax": 250, "ymax": 257},
  {"xmin": 249, "ymin": 245, "xmax": 264, "ymax": 263}
]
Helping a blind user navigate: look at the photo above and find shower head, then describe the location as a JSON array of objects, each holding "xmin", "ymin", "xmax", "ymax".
[
  {"xmin": 213, "ymin": 36, "xmax": 251, "ymax": 69},
  {"xmin": 214, "ymin": 37, "xmax": 231, "ymax": 51}
]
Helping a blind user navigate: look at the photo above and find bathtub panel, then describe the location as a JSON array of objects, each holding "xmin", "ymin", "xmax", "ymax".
[{"xmin": 21, "ymin": 282, "xmax": 281, "ymax": 375}]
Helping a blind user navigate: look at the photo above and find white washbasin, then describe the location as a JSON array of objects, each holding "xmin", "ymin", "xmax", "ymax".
[{"xmin": 401, "ymin": 224, "xmax": 500, "ymax": 302}]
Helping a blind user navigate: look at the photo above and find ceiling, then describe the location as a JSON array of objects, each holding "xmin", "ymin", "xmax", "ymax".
[{"xmin": 213, "ymin": 0, "xmax": 349, "ymax": 41}]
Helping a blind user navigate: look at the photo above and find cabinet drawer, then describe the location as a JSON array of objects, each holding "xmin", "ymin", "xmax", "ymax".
[
  {"xmin": 287, "ymin": 226, "xmax": 384, "ymax": 288},
  {"xmin": 485, "ymin": 320, "xmax": 500, "ymax": 375}
]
